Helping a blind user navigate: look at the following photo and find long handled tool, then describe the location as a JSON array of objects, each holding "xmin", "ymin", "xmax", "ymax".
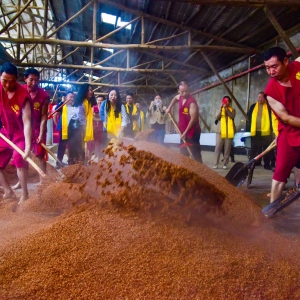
[
  {"xmin": 0, "ymin": 133, "xmax": 46, "ymax": 178},
  {"xmin": 47, "ymin": 98, "xmax": 72, "ymax": 118},
  {"xmin": 168, "ymin": 112, "xmax": 194, "ymax": 159},
  {"xmin": 41, "ymin": 143, "xmax": 65, "ymax": 168},
  {"xmin": 225, "ymin": 139, "xmax": 276, "ymax": 187},
  {"xmin": 262, "ymin": 184, "xmax": 300, "ymax": 217}
]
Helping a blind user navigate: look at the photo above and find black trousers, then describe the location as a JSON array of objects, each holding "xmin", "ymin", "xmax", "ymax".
[
  {"xmin": 180, "ymin": 130, "xmax": 203, "ymax": 163},
  {"xmin": 250, "ymin": 132, "xmax": 274, "ymax": 166},
  {"xmin": 57, "ymin": 132, "xmax": 68, "ymax": 163},
  {"xmin": 68, "ymin": 120, "xmax": 85, "ymax": 165}
]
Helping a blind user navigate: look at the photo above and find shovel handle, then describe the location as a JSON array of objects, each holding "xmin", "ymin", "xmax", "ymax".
[
  {"xmin": 47, "ymin": 98, "xmax": 71, "ymax": 118},
  {"xmin": 0, "ymin": 133, "xmax": 46, "ymax": 178},
  {"xmin": 240, "ymin": 139, "xmax": 277, "ymax": 171},
  {"xmin": 254, "ymin": 139, "xmax": 277, "ymax": 161},
  {"xmin": 232, "ymin": 139, "xmax": 277, "ymax": 180},
  {"xmin": 168, "ymin": 112, "xmax": 194, "ymax": 159},
  {"xmin": 41, "ymin": 143, "xmax": 64, "ymax": 167}
]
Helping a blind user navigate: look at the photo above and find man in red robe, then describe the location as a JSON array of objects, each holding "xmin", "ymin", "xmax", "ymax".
[
  {"xmin": 166, "ymin": 81, "xmax": 203, "ymax": 163},
  {"xmin": 0, "ymin": 62, "xmax": 32, "ymax": 203}
]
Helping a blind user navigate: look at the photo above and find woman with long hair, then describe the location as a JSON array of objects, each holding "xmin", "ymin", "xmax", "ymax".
[
  {"xmin": 74, "ymin": 84, "xmax": 96, "ymax": 159},
  {"xmin": 65, "ymin": 91, "xmax": 86, "ymax": 165},
  {"xmin": 103, "ymin": 88, "xmax": 129, "ymax": 138}
]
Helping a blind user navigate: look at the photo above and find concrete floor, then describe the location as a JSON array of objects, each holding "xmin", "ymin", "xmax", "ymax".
[{"xmin": 202, "ymin": 150, "xmax": 296, "ymax": 209}]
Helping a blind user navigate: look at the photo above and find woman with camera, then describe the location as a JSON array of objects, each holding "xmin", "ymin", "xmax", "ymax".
[
  {"xmin": 213, "ymin": 96, "xmax": 236, "ymax": 170},
  {"xmin": 146, "ymin": 94, "xmax": 168, "ymax": 145}
]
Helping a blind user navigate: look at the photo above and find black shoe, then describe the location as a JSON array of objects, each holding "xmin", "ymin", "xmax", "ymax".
[{"xmin": 264, "ymin": 165, "xmax": 272, "ymax": 170}]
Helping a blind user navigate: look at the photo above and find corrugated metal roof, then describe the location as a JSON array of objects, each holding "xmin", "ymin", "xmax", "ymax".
[{"xmin": 1, "ymin": 0, "xmax": 300, "ymax": 97}]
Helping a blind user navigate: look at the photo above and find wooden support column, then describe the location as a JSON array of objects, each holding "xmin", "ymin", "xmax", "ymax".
[
  {"xmin": 43, "ymin": 0, "xmax": 49, "ymax": 39},
  {"xmin": 188, "ymin": 31, "xmax": 191, "ymax": 46},
  {"xmin": 90, "ymin": 48, "xmax": 94, "ymax": 82},
  {"xmin": 54, "ymin": 44, "xmax": 58, "ymax": 64},
  {"xmin": 17, "ymin": 0, "xmax": 21, "ymax": 61},
  {"xmin": 93, "ymin": 0, "xmax": 97, "ymax": 42},
  {"xmin": 200, "ymin": 51, "xmax": 248, "ymax": 120},
  {"xmin": 90, "ymin": 0, "xmax": 97, "ymax": 83},
  {"xmin": 246, "ymin": 57, "xmax": 251, "ymax": 113},
  {"xmin": 263, "ymin": 5, "xmax": 299, "ymax": 58},
  {"xmin": 127, "ymin": 50, "xmax": 130, "ymax": 68},
  {"xmin": 141, "ymin": 16, "xmax": 145, "ymax": 44}
]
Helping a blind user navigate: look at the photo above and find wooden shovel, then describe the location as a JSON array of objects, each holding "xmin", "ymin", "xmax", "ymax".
[
  {"xmin": 225, "ymin": 139, "xmax": 277, "ymax": 187},
  {"xmin": 168, "ymin": 112, "xmax": 194, "ymax": 159},
  {"xmin": 41, "ymin": 143, "xmax": 65, "ymax": 168},
  {"xmin": 0, "ymin": 133, "xmax": 46, "ymax": 178}
]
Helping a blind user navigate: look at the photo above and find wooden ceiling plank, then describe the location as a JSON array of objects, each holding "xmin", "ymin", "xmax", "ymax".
[{"xmin": 263, "ymin": 5, "xmax": 299, "ymax": 58}]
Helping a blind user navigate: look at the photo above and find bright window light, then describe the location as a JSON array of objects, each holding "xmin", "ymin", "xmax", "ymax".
[
  {"xmin": 104, "ymin": 48, "xmax": 113, "ymax": 53},
  {"xmin": 83, "ymin": 61, "xmax": 102, "ymax": 68},
  {"xmin": 83, "ymin": 73, "xmax": 101, "ymax": 81},
  {"xmin": 101, "ymin": 13, "xmax": 131, "ymax": 30}
]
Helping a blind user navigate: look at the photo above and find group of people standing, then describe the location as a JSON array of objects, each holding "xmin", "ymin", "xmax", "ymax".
[
  {"xmin": 2, "ymin": 45, "xmax": 297, "ymax": 207},
  {"xmin": 213, "ymin": 91, "xmax": 275, "ymax": 171},
  {"xmin": 212, "ymin": 46, "xmax": 300, "ymax": 206},
  {"xmin": 0, "ymin": 72, "xmax": 204, "ymax": 204}
]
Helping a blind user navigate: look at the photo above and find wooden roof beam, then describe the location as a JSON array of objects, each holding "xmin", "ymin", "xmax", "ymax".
[
  {"xmin": 16, "ymin": 62, "xmax": 189, "ymax": 73},
  {"xmin": 263, "ymin": 5, "xmax": 299, "ymax": 58},
  {"xmin": 0, "ymin": 37, "xmax": 258, "ymax": 54},
  {"xmin": 38, "ymin": 80, "xmax": 173, "ymax": 89}
]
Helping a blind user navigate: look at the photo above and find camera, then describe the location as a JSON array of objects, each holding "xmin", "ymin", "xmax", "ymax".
[{"xmin": 222, "ymin": 98, "xmax": 229, "ymax": 106}]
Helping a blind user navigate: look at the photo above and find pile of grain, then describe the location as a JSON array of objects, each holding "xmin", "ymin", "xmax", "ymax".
[{"xmin": 1, "ymin": 140, "xmax": 300, "ymax": 299}]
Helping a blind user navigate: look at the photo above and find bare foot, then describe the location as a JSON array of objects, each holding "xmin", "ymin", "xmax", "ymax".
[
  {"xmin": 3, "ymin": 192, "xmax": 17, "ymax": 200},
  {"xmin": 12, "ymin": 182, "xmax": 21, "ymax": 190},
  {"xmin": 18, "ymin": 194, "xmax": 29, "ymax": 204}
]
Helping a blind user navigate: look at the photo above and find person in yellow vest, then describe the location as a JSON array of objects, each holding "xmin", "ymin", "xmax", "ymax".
[
  {"xmin": 103, "ymin": 88, "xmax": 130, "ymax": 138},
  {"xmin": 56, "ymin": 92, "xmax": 74, "ymax": 167},
  {"xmin": 56, "ymin": 91, "xmax": 86, "ymax": 165},
  {"xmin": 74, "ymin": 84, "xmax": 96, "ymax": 160},
  {"xmin": 135, "ymin": 102, "xmax": 145, "ymax": 132},
  {"xmin": 246, "ymin": 92, "xmax": 273, "ymax": 170},
  {"xmin": 124, "ymin": 92, "xmax": 138, "ymax": 138},
  {"xmin": 213, "ymin": 96, "xmax": 236, "ymax": 170}
]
